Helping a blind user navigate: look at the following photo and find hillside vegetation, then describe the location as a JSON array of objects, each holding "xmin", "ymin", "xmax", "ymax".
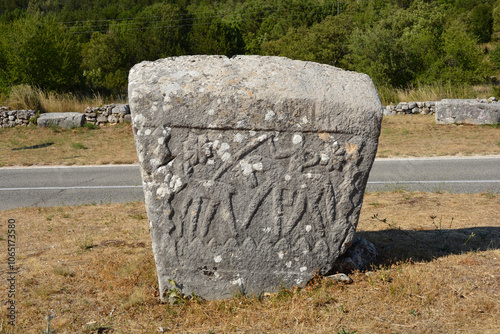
[{"xmin": 1, "ymin": 0, "xmax": 500, "ymax": 99}]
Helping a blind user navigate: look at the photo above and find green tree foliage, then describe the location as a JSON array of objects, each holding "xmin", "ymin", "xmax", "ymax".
[
  {"xmin": 188, "ymin": 5, "xmax": 245, "ymax": 56},
  {"xmin": 261, "ymin": 14, "xmax": 352, "ymax": 66},
  {"xmin": 0, "ymin": 13, "xmax": 83, "ymax": 92},
  {"xmin": 81, "ymin": 2, "xmax": 191, "ymax": 92},
  {"xmin": 436, "ymin": 20, "xmax": 489, "ymax": 84},
  {"xmin": 0, "ymin": 0, "xmax": 497, "ymax": 94},
  {"xmin": 491, "ymin": 44, "xmax": 500, "ymax": 69},
  {"xmin": 492, "ymin": 0, "xmax": 500, "ymax": 42},
  {"xmin": 0, "ymin": 0, "xmax": 29, "ymax": 15},
  {"xmin": 81, "ymin": 32, "xmax": 128, "ymax": 92},
  {"xmin": 346, "ymin": 0, "xmax": 489, "ymax": 87},
  {"xmin": 469, "ymin": 4, "xmax": 493, "ymax": 43}
]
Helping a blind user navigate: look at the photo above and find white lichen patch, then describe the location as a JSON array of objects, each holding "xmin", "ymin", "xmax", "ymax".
[
  {"xmin": 278, "ymin": 251, "xmax": 284, "ymax": 259},
  {"xmin": 156, "ymin": 185, "xmax": 170, "ymax": 198},
  {"xmin": 305, "ymin": 225, "xmax": 312, "ymax": 232},
  {"xmin": 265, "ymin": 110, "xmax": 276, "ymax": 121},
  {"xmin": 300, "ymin": 266, "xmax": 307, "ymax": 273},
  {"xmin": 149, "ymin": 158, "xmax": 160, "ymax": 168},
  {"xmin": 262, "ymin": 227, "xmax": 271, "ymax": 233},
  {"xmin": 286, "ymin": 261, "xmax": 292, "ymax": 268},
  {"xmin": 169, "ymin": 175, "xmax": 183, "ymax": 192},
  {"xmin": 207, "ymin": 159, "xmax": 215, "ymax": 165},
  {"xmin": 160, "ymin": 82, "xmax": 181, "ymax": 101},
  {"xmin": 214, "ymin": 255, "xmax": 222, "ymax": 263},
  {"xmin": 252, "ymin": 162, "xmax": 263, "ymax": 171},
  {"xmin": 239, "ymin": 160, "xmax": 254, "ymax": 176},
  {"xmin": 221, "ymin": 152, "xmax": 231, "ymax": 162},
  {"xmin": 302, "ymin": 116, "xmax": 308, "ymax": 124},
  {"xmin": 306, "ymin": 172, "xmax": 313, "ymax": 179},
  {"xmin": 234, "ymin": 133, "xmax": 244, "ymax": 143},
  {"xmin": 320, "ymin": 153, "xmax": 329, "ymax": 164},
  {"xmin": 249, "ymin": 130, "xmax": 256, "ymax": 137},
  {"xmin": 133, "ymin": 114, "xmax": 147, "ymax": 127},
  {"xmin": 158, "ymin": 137, "xmax": 165, "ymax": 145},
  {"xmin": 219, "ymin": 142, "xmax": 230, "ymax": 153},
  {"xmin": 203, "ymin": 180, "xmax": 214, "ymax": 188},
  {"xmin": 244, "ymin": 81, "xmax": 256, "ymax": 88},
  {"xmin": 231, "ymin": 277, "xmax": 244, "ymax": 286},
  {"xmin": 257, "ymin": 134, "xmax": 268, "ymax": 142},
  {"xmin": 144, "ymin": 129, "xmax": 152, "ymax": 136},
  {"xmin": 285, "ymin": 174, "xmax": 292, "ymax": 181},
  {"xmin": 293, "ymin": 134, "xmax": 303, "ymax": 144},
  {"xmin": 208, "ymin": 109, "xmax": 215, "ymax": 116}
]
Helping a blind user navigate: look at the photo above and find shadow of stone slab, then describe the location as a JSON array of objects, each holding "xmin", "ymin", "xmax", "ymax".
[{"xmin": 357, "ymin": 226, "xmax": 500, "ymax": 266}]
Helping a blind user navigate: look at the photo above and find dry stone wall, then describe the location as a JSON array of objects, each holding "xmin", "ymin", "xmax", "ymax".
[
  {"xmin": 383, "ymin": 101, "xmax": 436, "ymax": 116},
  {"xmin": 0, "ymin": 107, "xmax": 36, "ymax": 127},
  {"xmin": 0, "ymin": 104, "xmax": 131, "ymax": 128},
  {"xmin": 84, "ymin": 104, "xmax": 131, "ymax": 125}
]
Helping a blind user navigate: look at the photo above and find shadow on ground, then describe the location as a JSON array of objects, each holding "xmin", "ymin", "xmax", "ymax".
[
  {"xmin": 358, "ymin": 226, "xmax": 500, "ymax": 265},
  {"xmin": 11, "ymin": 142, "xmax": 54, "ymax": 150}
]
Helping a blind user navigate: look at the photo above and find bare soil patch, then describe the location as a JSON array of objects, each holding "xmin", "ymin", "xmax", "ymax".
[{"xmin": 1, "ymin": 191, "xmax": 498, "ymax": 333}]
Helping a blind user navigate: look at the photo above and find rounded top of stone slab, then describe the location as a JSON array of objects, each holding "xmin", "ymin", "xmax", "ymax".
[{"xmin": 128, "ymin": 55, "xmax": 382, "ymax": 136}]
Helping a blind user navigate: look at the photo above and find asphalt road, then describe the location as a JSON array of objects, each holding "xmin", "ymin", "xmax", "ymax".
[{"xmin": 0, "ymin": 156, "xmax": 499, "ymax": 210}]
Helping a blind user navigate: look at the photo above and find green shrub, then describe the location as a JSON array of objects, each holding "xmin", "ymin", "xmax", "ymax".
[{"xmin": 490, "ymin": 44, "xmax": 500, "ymax": 69}]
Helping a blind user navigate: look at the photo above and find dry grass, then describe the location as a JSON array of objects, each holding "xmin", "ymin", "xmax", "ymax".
[
  {"xmin": 1, "ymin": 191, "xmax": 498, "ymax": 333},
  {"xmin": 378, "ymin": 82, "xmax": 500, "ymax": 105},
  {"xmin": 0, "ymin": 115, "xmax": 498, "ymax": 166},
  {"xmin": 377, "ymin": 115, "xmax": 500, "ymax": 158},
  {"xmin": 5, "ymin": 85, "xmax": 123, "ymax": 114},
  {"xmin": 0, "ymin": 124, "xmax": 137, "ymax": 167}
]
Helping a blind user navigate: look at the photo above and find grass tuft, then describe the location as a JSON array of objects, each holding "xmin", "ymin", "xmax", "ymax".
[{"xmin": 70, "ymin": 142, "xmax": 87, "ymax": 150}]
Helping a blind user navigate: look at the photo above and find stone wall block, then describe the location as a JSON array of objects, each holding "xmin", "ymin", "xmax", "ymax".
[
  {"xmin": 108, "ymin": 115, "xmax": 118, "ymax": 123},
  {"xmin": 37, "ymin": 112, "xmax": 85, "ymax": 129},
  {"xmin": 436, "ymin": 99, "xmax": 500, "ymax": 125}
]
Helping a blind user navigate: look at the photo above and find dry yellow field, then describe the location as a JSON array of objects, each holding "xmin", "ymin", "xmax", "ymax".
[{"xmin": 1, "ymin": 191, "xmax": 498, "ymax": 333}]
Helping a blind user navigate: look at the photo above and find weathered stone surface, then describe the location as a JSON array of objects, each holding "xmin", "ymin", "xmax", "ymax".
[
  {"xmin": 436, "ymin": 99, "xmax": 500, "ymax": 125},
  {"xmin": 37, "ymin": 112, "xmax": 85, "ymax": 128},
  {"xmin": 329, "ymin": 237, "xmax": 377, "ymax": 273},
  {"xmin": 112, "ymin": 104, "xmax": 130, "ymax": 114},
  {"xmin": 129, "ymin": 55, "xmax": 383, "ymax": 300}
]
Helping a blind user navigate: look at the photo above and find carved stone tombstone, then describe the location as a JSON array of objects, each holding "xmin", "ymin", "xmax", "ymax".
[{"xmin": 129, "ymin": 55, "xmax": 383, "ymax": 300}]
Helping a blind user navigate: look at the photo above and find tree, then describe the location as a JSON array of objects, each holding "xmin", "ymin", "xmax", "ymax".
[
  {"xmin": 1, "ymin": 13, "xmax": 83, "ymax": 91},
  {"xmin": 492, "ymin": 0, "xmax": 500, "ymax": 41},
  {"xmin": 469, "ymin": 4, "xmax": 493, "ymax": 43},
  {"xmin": 188, "ymin": 4, "xmax": 245, "ymax": 57},
  {"xmin": 432, "ymin": 20, "xmax": 489, "ymax": 85},
  {"xmin": 261, "ymin": 14, "xmax": 352, "ymax": 67}
]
